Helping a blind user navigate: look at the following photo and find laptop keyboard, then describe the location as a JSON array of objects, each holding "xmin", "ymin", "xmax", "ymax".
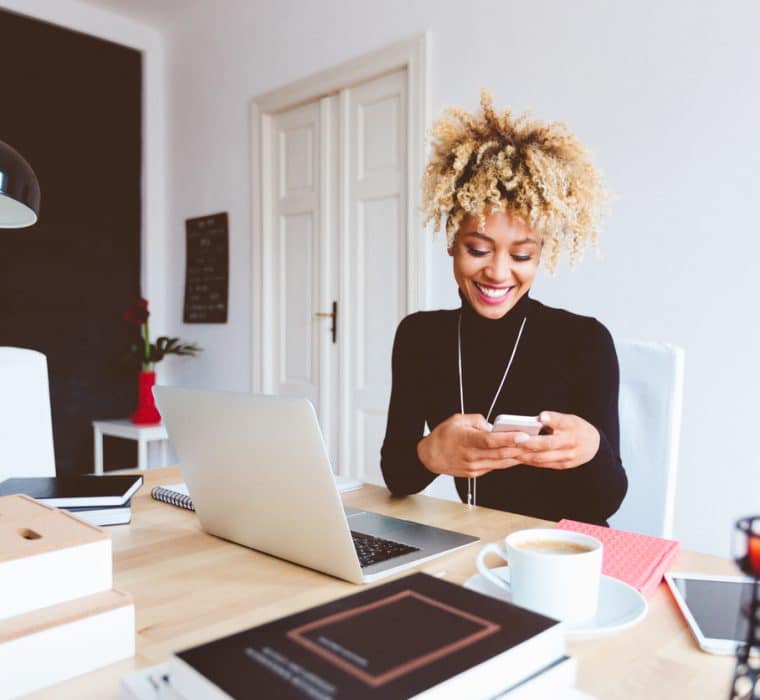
[{"xmin": 351, "ymin": 530, "xmax": 420, "ymax": 568}]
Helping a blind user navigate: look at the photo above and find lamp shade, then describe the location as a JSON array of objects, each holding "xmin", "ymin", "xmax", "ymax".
[{"xmin": 0, "ymin": 140, "xmax": 40, "ymax": 228}]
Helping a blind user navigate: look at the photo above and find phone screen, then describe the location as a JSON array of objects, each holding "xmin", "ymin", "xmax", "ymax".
[{"xmin": 671, "ymin": 576, "xmax": 758, "ymax": 642}]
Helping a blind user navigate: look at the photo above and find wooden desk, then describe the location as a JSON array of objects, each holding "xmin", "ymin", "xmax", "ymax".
[{"xmin": 31, "ymin": 467, "xmax": 737, "ymax": 699}]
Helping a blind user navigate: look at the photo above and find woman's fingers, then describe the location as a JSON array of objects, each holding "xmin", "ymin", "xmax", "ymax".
[
  {"xmin": 517, "ymin": 449, "xmax": 576, "ymax": 469},
  {"xmin": 456, "ymin": 458, "xmax": 521, "ymax": 477},
  {"xmin": 538, "ymin": 410, "xmax": 574, "ymax": 431},
  {"xmin": 471, "ymin": 429, "xmax": 529, "ymax": 450},
  {"xmin": 513, "ymin": 432, "xmax": 574, "ymax": 453},
  {"xmin": 459, "ymin": 413, "xmax": 493, "ymax": 432},
  {"xmin": 463, "ymin": 446, "xmax": 523, "ymax": 463},
  {"xmin": 448, "ymin": 452, "xmax": 523, "ymax": 477},
  {"xmin": 421, "ymin": 411, "xmax": 597, "ymax": 478}
]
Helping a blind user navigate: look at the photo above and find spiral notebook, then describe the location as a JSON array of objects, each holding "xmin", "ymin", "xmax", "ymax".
[
  {"xmin": 152, "ymin": 476, "xmax": 364, "ymax": 513},
  {"xmin": 151, "ymin": 483, "xmax": 194, "ymax": 511}
]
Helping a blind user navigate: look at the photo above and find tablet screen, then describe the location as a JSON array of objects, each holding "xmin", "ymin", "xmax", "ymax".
[{"xmin": 671, "ymin": 576, "xmax": 758, "ymax": 641}]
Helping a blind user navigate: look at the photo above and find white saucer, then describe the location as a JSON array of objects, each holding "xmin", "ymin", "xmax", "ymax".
[{"xmin": 464, "ymin": 565, "xmax": 647, "ymax": 641}]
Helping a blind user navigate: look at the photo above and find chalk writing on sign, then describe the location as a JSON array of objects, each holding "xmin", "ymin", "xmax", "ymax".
[{"xmin": 183, "ymin": 212, "xmax": 228, "ymax": 323}]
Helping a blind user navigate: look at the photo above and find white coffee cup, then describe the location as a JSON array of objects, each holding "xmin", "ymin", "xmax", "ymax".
[{"xmin": 475, "ymin": 528, "xmax": 603, "ymax": 624}]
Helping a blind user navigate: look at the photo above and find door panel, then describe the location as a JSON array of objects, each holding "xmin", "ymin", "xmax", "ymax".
[
  {"xmin": 279, "ymin": 213, "xmax": 316, "ymax": 395},
  {"xmin": 271, "ymin": 103, "xmax": 321, "ymax": 408},
  {"xmin": 344, "ymin": 70, "xmax": 407, "ymax": 485},
  {"xmin": 280, "ymin": 123, "xmax": 314, "ymax": 195},
  {"xmin": 357, "ymin": 94, "xmax": 401, "ymax": 177}
]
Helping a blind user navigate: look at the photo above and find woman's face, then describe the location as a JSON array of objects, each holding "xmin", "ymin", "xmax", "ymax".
[{"xmin": 449, "ymin": 210, "xmax": 541, "ymax": 319}]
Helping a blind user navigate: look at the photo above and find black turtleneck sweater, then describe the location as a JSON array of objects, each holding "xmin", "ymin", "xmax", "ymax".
[{"xmin": 380, "ymin": 293, "xmax": 627, "ymax": 524}]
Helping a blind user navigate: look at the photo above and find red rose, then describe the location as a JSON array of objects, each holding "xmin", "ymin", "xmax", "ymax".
[{"xmin": 122, "ymin": 298, "xmax": 150, "ymax": 325}]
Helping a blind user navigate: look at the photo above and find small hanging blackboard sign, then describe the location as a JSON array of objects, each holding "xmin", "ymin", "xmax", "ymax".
[{"xmin": 183, "ymin": 212, "xmax": 229, "ymax": 323}]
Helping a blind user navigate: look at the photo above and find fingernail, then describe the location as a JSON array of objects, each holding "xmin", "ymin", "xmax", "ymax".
[
  {"xmin": 514, "ymin": 433, "xmax": 530, "ymax": 444},
  {"xmin": 540, "ymin": 412, "xmax": 550, "ymax": 423}
]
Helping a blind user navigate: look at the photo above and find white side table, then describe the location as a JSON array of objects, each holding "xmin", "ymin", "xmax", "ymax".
[{"xmin": 92, "ymin": 419, "xmax": 169, "ymax": 475}]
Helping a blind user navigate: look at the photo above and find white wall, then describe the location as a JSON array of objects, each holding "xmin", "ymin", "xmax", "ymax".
[{"xmin": 0, "ymin": 0, "xmax": 169, "ymax": 374}]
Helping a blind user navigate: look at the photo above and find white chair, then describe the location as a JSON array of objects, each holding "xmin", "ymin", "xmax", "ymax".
[
  {"xmin": 610, "ymin": 339, "xmax": 685, "ymax": 539},
  {"xmin": 0, "ymin": 347, "xmax": 56, "ymax": 481}
]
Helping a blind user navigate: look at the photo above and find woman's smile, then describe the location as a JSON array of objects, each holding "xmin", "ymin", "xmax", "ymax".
[{"xmin": 473, "ymin": 282, "xmax": 515, "ymax": 304}]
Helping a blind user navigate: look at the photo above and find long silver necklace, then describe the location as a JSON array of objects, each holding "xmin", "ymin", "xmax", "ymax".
[{"xmin": 458, "ymin": 312, "xmax": 527, "ymax": 507}]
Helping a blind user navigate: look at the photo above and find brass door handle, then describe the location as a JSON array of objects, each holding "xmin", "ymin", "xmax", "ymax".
[{"xmin": 314, "ymin": 301, "xmax": 337, "ymax": 343}]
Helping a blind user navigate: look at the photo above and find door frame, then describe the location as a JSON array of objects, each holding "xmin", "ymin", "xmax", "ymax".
[{"xmin": 250, "ymin": 34, "xmax": 431, "ymax": 403}]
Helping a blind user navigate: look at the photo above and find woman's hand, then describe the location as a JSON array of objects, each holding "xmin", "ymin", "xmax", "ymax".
[
  {"xmin": 417, "ymin": 413, "xmax": 524, "ymax": 478},
  {"xmin": 511, "ymin": 411, "xmax": 600, "ymax": 470}
]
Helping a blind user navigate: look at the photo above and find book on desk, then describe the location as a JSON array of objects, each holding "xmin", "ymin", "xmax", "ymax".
[
  {"xmin": 164, "ymin": 572, "xmax": 567, "ymax": 700},
  {"xmin": 0, "ymin": 474, "xmax": 142, "ymax": 526}
]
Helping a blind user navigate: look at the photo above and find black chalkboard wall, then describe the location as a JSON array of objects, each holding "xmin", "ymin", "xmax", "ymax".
[{"xmin": 0, "ymin": 10, "xmax": 142, "ymax": 474}]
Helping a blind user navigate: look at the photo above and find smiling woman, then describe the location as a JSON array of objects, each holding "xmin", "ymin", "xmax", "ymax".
[{"xmin": 380, "ymin": 92, "xmax": 627, "ymax": 525}]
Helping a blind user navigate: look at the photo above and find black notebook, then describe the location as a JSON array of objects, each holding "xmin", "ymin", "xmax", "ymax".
[
  {"xmin": 0, "ymin": 475, "xmax": 143, "ymax": 507},
  {"xmin": 169, "ymin": 572, "xmax": 564, "ymax": 700}
]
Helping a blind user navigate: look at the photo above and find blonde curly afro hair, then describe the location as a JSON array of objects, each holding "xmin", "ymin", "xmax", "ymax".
[{"xmin": 421, "ymin": 90, "xmax": 608, "ymax": 271}]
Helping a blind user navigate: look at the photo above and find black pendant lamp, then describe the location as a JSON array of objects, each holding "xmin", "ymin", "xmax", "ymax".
[{"xmin": 0, "ymin": 140, "xmax": 41, "ymax": 228}]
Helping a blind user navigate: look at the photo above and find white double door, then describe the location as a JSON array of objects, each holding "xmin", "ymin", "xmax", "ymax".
[{"xmin": 267, "ymin": 70, "xmax": 408, "ymax": 484}]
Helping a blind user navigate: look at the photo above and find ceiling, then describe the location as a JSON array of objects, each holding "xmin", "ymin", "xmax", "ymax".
[{"xmin": 75, "ymin": 0, "xmax": 197, "ymax": 30}]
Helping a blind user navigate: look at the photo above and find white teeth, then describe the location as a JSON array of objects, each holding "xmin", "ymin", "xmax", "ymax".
[{"xmin": 475, "ymin": 283, "xmax": 510, "ymax": 299}]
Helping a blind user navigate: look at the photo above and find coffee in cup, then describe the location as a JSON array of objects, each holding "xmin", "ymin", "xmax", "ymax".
[
  {"xmin": 475, "ymin": 528, "xmax": 603, "ymax": 624},
  {"xmin": 516, "ymin": 540, "xmax": 594, "ymax": 555}
]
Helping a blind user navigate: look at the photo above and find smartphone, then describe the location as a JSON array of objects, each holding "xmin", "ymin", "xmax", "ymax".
[{"xmin": 492, "ymin": 414, "xmax": 542, "ymax": 435}]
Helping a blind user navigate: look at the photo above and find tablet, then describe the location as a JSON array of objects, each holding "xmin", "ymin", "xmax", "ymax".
[{"xmin": 665, "ymin": 572, "xmax": 759, "ymax": 655}]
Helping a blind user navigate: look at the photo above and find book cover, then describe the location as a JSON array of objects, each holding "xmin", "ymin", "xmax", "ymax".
[
  {"xmin": 0, "ymin": 474, "xmax": 143, "ymax": 507},
  {"xmin": 171, "ymin": 573, "xmax": 564, "ymax": 700}
]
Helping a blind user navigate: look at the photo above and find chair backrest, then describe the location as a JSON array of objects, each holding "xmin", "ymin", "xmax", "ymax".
[
  {"xmin": 0, "ymin": 347, "xmax": 56, "ymax": 480},
  {"xmin": 610, "ymin": 339, "xmax": 685, "ymax": 538}
]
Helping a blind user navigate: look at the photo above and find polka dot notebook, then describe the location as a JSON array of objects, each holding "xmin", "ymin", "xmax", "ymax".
[{"xmin": 555, "ymin": 519, "xmax": 680, "ymax": 598}]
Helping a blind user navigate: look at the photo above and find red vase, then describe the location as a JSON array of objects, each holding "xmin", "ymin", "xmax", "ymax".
[{"xmin": 131, "ymin": 370, "xmax": 161, "ymax": 425}]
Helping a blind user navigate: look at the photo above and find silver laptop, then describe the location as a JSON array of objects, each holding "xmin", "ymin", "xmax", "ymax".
[{"xmin": 153, "ymin": 387, "xmax": 478, "ymax": 584}]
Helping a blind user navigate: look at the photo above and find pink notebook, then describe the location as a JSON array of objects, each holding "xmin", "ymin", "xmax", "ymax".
[{"xmin": 555, "ymin": 519, "xmax": 680, "ymax": 598}]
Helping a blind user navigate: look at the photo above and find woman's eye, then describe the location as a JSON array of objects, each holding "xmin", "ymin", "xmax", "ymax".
[
  {"xmin": 466, "ymin": 246, "xmax": 489, "ymax": 257},
  {"xmin": 512, "ymin": 254, "xmax": 533, "ymax": 262}
]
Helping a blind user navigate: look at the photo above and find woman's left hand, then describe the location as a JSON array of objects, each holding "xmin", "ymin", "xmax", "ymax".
[{"xmin": 511, "ymin": 411, "xmax": 600, "ymax": 470}]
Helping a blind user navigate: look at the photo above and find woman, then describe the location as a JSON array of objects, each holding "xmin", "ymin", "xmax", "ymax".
[{"xmin": 380, "ymin": 92, "xmax": 627, "ymax": 525}]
